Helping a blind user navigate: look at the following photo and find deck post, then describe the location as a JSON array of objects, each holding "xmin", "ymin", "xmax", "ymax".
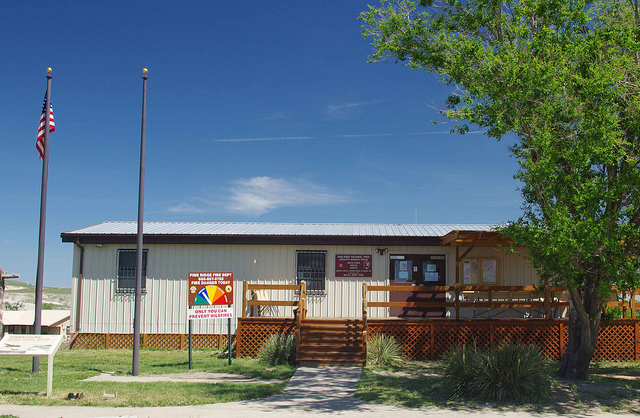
[
  {"xmin": 429, "ymin": 323, "xmax": 435, "ymax": 359},
  {"xmin": 242, "ymin": 281, "xmax": 247, "ymax": 318},
  {"xmin": 455, "ymin": 247, "xmax": 460, "ymax": 320},
  {"xmin": 635, "ymin": 321, "xmax": 639, "ymax": 362},
  {"xmin": 296, "ymin": 281, "xmax": 305, "ymax": 361},
  {"xmin": 559, "ymin": 321, "xmax": 565, "ymax": 359},
  {"xmin": 544, "ymin": 278, "xmax": 550, "ymax": 319},
  {"xmin": 362, "ymin": 281, "xmax": 368, "ymax": 344},
  {"xmin": 301, "ymin": 280, "xmax": 307, "ymax": 320}
]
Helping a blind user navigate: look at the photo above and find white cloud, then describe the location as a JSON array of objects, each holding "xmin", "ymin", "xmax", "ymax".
[
  {"xmin": 226, "ymin": 177, "xmax": 353, "ymax": 215},
  {"xmin": 168, "ymin": 202, "xmax": 207, "ymax": 214},
  {"xmin": 168, "ymin": 177, "xmax": 354, "ymax": 216},
  {"xmin": 325, "ymin": 100, "xmax": 384, "ymax": 114},
  {"xmin": 324, "ymin": 100, "xmax": 384, "ymax": 120},
  {"xmin": 213, "ymin": 136, "xmax": 313, "ymax": 143}
]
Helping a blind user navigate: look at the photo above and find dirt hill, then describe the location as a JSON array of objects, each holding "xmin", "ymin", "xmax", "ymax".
[{"xmin": 3, "ymin": 279, "xmax": 71, "ymax": 310}]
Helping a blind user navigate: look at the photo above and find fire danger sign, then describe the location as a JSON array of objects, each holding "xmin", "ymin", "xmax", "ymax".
[{"xmin": 188, "ymin": 272, "xmax": 234, "ymax": 306}]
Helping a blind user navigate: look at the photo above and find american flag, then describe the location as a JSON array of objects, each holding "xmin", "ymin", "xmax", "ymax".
[{"xmin": 36, "ymin": 93, "xmax": 55, "ymax": 159}]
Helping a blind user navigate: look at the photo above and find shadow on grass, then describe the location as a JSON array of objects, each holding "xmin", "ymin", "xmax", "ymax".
[
  {"xmin": 0, "ymin": 390, "xmax": 40, "ymax": 396},
  {"xmin": 149, "ymin": 361, "xmax": 189, "ymax": 368},
  {"xmin": 357, "ymin": 360, "xmax": 640, "ymax": 415},
  {"xmin": 356, "ymin": 369, "xmax": 447, "ymax": 409}
]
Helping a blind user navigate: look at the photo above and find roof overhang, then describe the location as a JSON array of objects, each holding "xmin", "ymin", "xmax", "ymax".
[
  {"xmin": 440, "ymin": 230, "xmax": 515, "ymax": 247},
  {"xmin": 61, "ymin": 233, "xmax": 442, "ymax": 247}
]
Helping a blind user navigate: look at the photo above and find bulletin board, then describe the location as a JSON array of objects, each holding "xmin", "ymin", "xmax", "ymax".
[{"xmin": 463, "ymin": 258, "xmax": 499, "ymax": 285}]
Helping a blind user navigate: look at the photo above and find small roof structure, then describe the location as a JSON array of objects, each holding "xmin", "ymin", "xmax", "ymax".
[
  {"xmin": 440, "ymin": 230, "xmax": 515, "ymax": 247},
  {"xmin": 2, "ymin": 310, "xmax": 70, "ymax": 328}
]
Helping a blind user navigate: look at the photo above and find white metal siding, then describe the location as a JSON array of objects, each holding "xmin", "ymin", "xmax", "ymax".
[{"xmin": 69, "ymin": 243, "xmax": 539, "ymax": 333}]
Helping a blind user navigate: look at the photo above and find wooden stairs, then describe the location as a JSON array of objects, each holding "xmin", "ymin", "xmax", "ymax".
[{"xmin": 296, "ymin": 318, "xmax": 366, "ymax": 367}]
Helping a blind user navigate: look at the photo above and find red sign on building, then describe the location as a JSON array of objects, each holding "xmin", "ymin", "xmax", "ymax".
[{"xmin": 335, "ymin": 254, "xmax": 373, "ymax": 277}]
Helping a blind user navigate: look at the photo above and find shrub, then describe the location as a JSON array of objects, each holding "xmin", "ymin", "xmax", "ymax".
[
  {"xmin": 258, "ymin": 333, "xmax": 296, "ymax": 366},
  {"xmin": 442, "ymin": 343, "xmax": 550, "ymax": 403},
  {"xmin": 367, "ymin": 334, "xmax": 403, "ymax": 367}
]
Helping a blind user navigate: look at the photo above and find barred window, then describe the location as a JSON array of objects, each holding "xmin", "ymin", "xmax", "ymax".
[
  {"xmin": 117, "ymin": 249, "xmax": 147, "ymax": 291},
  {"xmin": 297, "ymin": 251, "xmax": 326, "ymax": 291}
]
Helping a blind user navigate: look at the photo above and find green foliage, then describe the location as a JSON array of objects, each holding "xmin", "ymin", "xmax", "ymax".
[
  {"xmin": 258, "ymin": 333, "xmax": 296, "ymax": 366},
  {"xmin": 367, "ymin": 334, "xmax": 404, "ymax": 367},
  {"xmin": 442, "ymin": 343, "xmax": 550, "ymax": 403},
  {"xmin": 3, "ymin": 301, "xmax": 24, "ymax": 311},
  {"xmin": 360, "ymin": 0, "xmax": 640, "ymax": 378}
]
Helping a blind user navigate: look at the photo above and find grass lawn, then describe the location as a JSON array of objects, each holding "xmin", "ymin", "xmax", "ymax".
[
  {"xmin": 0, "ymin": 348, "xmax": 295, "ymax": 407},
  {"xmin": 355, "ymin": 359, "xmax": 640, "ymax": 414}
]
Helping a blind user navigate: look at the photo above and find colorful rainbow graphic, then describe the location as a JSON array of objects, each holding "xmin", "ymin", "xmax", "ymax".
[{"xmin": 193, "ymin": 285, "xmax": 229, "ymax": 305}]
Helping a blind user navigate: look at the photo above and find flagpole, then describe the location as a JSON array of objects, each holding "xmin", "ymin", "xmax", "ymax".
[
  {"xmin": 33, "ymin": 68, "xmax": 52, "ymax": 373},
  {"xmin": 133, "ymin": 68, "xmax": 148, "ymax": 376}
]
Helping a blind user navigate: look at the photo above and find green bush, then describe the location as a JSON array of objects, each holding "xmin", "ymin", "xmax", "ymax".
[
  {"xmin": 442, "ymin": 343, "xmax": 550, "ymax": 403},
  {"xmin": 367, "ymin": 334, "xmax": 403, "ymax": 367},
  {"xmin": 258, "ymin": 333, "xmax": 296, "ymax": 366}
]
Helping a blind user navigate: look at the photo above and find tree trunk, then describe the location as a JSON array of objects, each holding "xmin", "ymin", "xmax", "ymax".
[{"xmin": 557, "ymin": 283, "xmax": 603, "ymax": 379}]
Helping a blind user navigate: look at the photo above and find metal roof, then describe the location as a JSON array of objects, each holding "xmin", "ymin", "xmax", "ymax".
[
  {"xmin": 2, "ymin": 310, "xmax": 70, "ymax": 327},
  {"xmin": 62, "ymin": 221, "xmax": 497, "ymax": 238}
]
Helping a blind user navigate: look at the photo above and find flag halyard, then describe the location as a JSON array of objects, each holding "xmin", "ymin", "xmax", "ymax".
[{"xmin": 36, "ymin": 93, "xmax": 55, "ymax": 159}]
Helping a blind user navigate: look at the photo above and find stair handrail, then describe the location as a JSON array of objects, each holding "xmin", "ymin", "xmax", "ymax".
[
  {"xmin": 362, "ymin": 281, "xmax": 367, "ymax": 353},
  {"xmin": 296, "ymin": 280, "xmax": 306, "ymax": 360}
]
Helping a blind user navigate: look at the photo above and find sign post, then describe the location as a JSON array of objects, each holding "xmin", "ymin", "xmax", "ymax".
[{"xmin": 188, "ymin": 272, "xmax": 234, "ymax": 367}]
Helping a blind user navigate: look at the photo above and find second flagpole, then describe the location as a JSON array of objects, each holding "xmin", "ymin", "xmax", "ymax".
[{"xmin": 133, "ymin": 68, "xmax": 148, "ymax": 376}]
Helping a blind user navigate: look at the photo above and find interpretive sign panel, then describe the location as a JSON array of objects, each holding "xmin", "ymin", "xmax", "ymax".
[
  {"xmin": 0, "ymin": 334, "xmax": 62, "ymax": 355},
  {"xmin": 335, "ymin": 254, "xmax": 372, "ymax": 277},
  {"xmin": 0, "ymin": 334, "xmax": 63, "ymax": 397},
  {"xmin": 188, "ymin": 272, "xmax": 234, "ymax": 306}
]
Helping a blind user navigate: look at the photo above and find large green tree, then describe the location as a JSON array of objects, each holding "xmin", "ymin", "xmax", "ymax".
[{"xmin": 361, "ymin": 0, "xmax": 640, "ymax": 379}]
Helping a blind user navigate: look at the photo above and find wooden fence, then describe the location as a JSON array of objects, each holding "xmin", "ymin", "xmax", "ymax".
[
  {"xmin": 69, "ymin": 333, "xmax": 233, "ymax": 350},
  {"xmin": 236, "ymin": 317, "xmax": 640, "ymax": 361}
]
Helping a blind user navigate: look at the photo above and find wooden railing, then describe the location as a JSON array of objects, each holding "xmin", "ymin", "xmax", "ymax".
[
  {"xmin": 365, "ymin": 284, "xmax": 572, "ymax": 320},
  {"xmin": 605, "ymin": 287, "xmax": 638, "ymax": 319},
  {"xmin": 241, "ymin": 281, "xmax": 307, "ymax": 358},
  {"xmin": 241, "ymin": 281, "xmax": 307, "ymax": 319},
  {"xmin": 362, "ymin": 281, "xmax": 368, "ymax": 352}
]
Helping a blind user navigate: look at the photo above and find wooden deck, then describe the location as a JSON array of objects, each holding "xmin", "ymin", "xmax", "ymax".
[{"xmin": 238, "ymin": 281, "xmax": 640, "ymax": 364}]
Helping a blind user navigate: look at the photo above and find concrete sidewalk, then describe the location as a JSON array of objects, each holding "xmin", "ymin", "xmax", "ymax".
[{"xmin": 2, "ymin": 366, "xmax": 639, "ymax": 418}]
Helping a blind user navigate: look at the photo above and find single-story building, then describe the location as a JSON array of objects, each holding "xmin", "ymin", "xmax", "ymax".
[
  {"xmin": 61, "ymin": 221, "xmax": 544, "ymax": 337},
  {"xmin": 2, "ymin": 310, "xmax": 71, "ymax": 337}
]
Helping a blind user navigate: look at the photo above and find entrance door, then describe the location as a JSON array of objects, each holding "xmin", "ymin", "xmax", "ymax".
[{"xmin": 389, "ymin": 255, "xmax": 446, "ymax": 317}]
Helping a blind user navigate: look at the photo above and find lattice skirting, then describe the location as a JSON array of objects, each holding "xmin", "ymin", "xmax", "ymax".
[
  {"xmin": 368, "ymin": 319, "xmax": 640, "ymax": 360},
  {"xmin": 71, "ymin": 319, "xmax": 640, "ymax": 362},
  {"xmin": 237, "ymin": 317, "xmax": 296, "ymax": 358},
  {"xmin": 70, "ymin": 333, "xmax": 234, "ymax": 350}
]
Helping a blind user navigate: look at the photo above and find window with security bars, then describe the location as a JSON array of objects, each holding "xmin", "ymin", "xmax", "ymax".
[
  {"xmin": 296, "ymin": 251, "xmax": 326, "ymax": 291},
  {"xmin": 117, "ymin": 249, "xmax": 147, "ymax": 291}
]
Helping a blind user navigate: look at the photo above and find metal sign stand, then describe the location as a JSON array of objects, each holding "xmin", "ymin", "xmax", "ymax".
[{"xmin": 188, "ymin": 319, "xmax": 193, "ymax": 369}]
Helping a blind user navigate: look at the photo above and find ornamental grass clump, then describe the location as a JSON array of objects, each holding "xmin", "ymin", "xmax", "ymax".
[
  {"xmin": 258, "ymin": 333, "xmax": 296, "ymax": 366},
  {"xmin": 442, "ymin": 343, "xmax": 550, "ymax": 403},
  {"xmin": 367, "ymin": 334, "xmax": 404, "ymax": 367}
]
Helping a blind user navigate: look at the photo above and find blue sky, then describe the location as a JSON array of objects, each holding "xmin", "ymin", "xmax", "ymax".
[{"xmin": 1, "ymin": 1, "xmax": 521, "ymax": 288}]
